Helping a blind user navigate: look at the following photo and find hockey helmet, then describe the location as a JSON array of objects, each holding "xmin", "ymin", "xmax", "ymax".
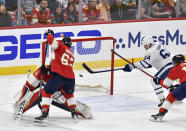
[
  {"xmin": 62, "ymin": 37, "xmax": 72, "ymax": 48},
  {"xmin": 172, "ymin": 54, "xmax": 185, "ymax": 65},
  {"xmin": 141, "ymin": 35, "xmax": 154, "ymax": 46}
]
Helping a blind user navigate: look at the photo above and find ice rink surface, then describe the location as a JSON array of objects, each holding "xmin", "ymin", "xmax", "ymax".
[{"xmin": 0, "ymin": 69, "xmax": 186, "ymax": 131}]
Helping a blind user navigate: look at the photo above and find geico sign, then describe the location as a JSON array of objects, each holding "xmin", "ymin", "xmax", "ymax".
[{"xmin": 0, "ymin": 30, "xmax": 101, "ymax": 61}]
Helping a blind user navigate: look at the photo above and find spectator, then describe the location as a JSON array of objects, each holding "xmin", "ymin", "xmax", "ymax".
[
  {"xmin": 22, "ymin": 0, "xmax": 38, "ymax": 15},
  {"xmin": 0, "ymin": 4, "xmax": 12, "ymax": 27},
  {"xmin": 179, "ymin": 0, "xmax": 186, "ymax": 17},
  {"xmin": 164, "ymin": 0, "xmax": 176, "ymax": 18},
  {"xmin": 141, "ymin": 0, "xmax": 153, "ymax": 19},
  {"xmin": 63, "ymin": 1, "xmax": 79, "ymax": 23},
  {"xmin": 48, "ymin": 0, "xmax": 61, "ymax": 14},
  {"xmin": 11, "ymin": 5, "xmax": 27, "ymax": 26},
  {"xmin": 5, "ymin": 0, "xmax": 17, "ymax": 11},
  {"xmin": 31, "ymin": 0, "xmax": 51, "ymax": 25},
  {"xmin": 151, "ymin": 0, "xmax": 174, "ymax": 18},
  {"xmin": 57, "ymin": 0, "xmax": 69, "ymax": 9},
  {"xmin": 0, "ymin": 0, "xmax": 5, "ymax": 5},
  {"xmin": 110, "ymin": 0, "xmax": 128, "ymax": 20},
  {"xmin": 122, "ymin": 0, "xmax": 137, "ymax": 19},
  {"xmin": 22, "ymin": 0, "xmax": 38, "ymax": 25},
  {"xmin": 82, "ymin": 0, "xmax": 103, "ymax": 22},
  {"xmin": 98, "ymin": 0, "xmax": 111, "ymax": 21},
  {"xmin": 122, "ymin": 0, "xmax": 137, "ymax": 7},
  {"xmin": 52, "ymin": 4, "xmax": 64, "ymax": 24}
]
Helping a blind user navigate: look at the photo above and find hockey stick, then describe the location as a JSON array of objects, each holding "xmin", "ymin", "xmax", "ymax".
[
  {"xmin": 82, "ymin": 63, "xmax": 124, "ymax": 74},
  {"xmin": 111, "ymin": 49, "xmax": 154, "ymax": 78},
  {"xmin": 38, "ymin": 41, "xmax": 49, "ymax": 110}
]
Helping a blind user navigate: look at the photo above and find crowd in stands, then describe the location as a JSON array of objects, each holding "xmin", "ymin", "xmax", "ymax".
[{"xmin": 0, "ymin": 0, "xmax": 186, "ymax": 27}]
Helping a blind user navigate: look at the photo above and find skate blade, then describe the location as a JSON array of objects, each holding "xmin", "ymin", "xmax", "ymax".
[
  {"xmin": 149, "ymin": 117, "xmax": 162, "ymax": 122},
  {"xmin": 174, "ymin": 100, "xmax": 183, "ymax": 104},
  {"xmin": 33, "ymin": 119, "xmax": 48, "ymax": 127}
]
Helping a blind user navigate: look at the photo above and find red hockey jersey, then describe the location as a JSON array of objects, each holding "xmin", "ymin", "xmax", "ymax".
[
  {"xmin": 31, "ymin": 7, "xmax": 51, "ymax": 25},
  {"xmin": 160, "ymin": 62, "xmax": 186, "ymax": 88},
  {"xmin": 47, "ymin": 34, "xmax": 75, "ymax": 79},
  {"xmin": 82, "ymin": 5, "xmax": 103, "ymax": 22}
]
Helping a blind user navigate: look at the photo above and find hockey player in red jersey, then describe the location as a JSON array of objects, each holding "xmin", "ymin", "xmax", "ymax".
[
  {"xmin": 150, "ymin": 54, "xmax": 186, "ymax": 121},
  {"xmin": 13, "ymin": 31, "xmax": 92, "ymax": 120},
  {"xmin": 13, "ymin": 65, "xmax": 52, "ymax": 119},
  {"xmin": 13, "ymin": 65, "xmax": 92, "ymax": 120},
  {"xmin": 35, "ymin": 29, "xmax": 77, "ymax": 121}
]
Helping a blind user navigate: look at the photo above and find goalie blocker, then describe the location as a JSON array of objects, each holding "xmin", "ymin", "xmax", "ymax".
[{"xmin": 13, "ymin": 66, "xmax": 93, "ymax": 120}]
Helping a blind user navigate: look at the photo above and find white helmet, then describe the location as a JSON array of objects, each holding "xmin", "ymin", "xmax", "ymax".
[{"xmin": 141, "ymin": 35, "xmax": 154, "ymax": 46}]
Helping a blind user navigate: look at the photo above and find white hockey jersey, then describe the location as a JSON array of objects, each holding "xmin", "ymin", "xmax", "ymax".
[{"xmin": 134, "ymin": 42, "xmax": 173, "ymax": 71}]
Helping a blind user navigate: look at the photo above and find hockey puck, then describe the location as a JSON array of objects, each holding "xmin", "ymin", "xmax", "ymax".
[{"xmin": 79, "ymin": 74, "xmax": 83, "ymax": 77}]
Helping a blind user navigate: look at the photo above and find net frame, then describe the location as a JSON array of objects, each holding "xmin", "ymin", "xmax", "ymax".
[{"xmin": 41, "ymin": 37, "xmax": 115, "ymax": 95}]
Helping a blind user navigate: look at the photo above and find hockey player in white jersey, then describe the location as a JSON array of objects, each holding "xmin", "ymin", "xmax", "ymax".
[{"xmin": 123, "ymin": 35, "xmax": 173, "ymax": 107}]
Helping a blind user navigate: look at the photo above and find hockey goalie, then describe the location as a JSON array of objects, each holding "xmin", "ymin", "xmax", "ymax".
[{"xmin": 13, "ymin": 65, "xmax": 93, "ymax": 120}]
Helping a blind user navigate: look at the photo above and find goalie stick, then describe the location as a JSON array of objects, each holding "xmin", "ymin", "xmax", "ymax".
[
  {"xmin": 111, "ymin": 49, "xmax": 154, "ymax": 78},
  {"xmin": 82, "ymin": 63, "xmax": 124, "ymax": 74},
  {"xmin": 37, "ymin": 41, "xmax": 49, "ymax": 110}
]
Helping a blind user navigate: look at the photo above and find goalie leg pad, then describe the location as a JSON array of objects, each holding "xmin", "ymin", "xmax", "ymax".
[
  {"xmin": 76, "ymin": 100, "xmax": 93, "ymax": 119},
  {"xmin": 52, "ymin": 91, "xmax": 66, "ymax": 104},
  {"xmin": 13, "ymin": 85, "xmax": 33, "ymax": 119},
  {"xmin": 52, "ymin": 92, "xmax": 93, "ymax": 119},
  {"xmin": 23, "ymin": 90, "xmax": 41, "ymax": 113}
]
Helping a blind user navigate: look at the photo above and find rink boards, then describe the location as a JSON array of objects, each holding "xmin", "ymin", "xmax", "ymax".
[{"xmin": 0, "ymin": 19, "xmax": 186, "ymax": 75}]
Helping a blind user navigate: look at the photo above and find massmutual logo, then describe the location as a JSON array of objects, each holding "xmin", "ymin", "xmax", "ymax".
[{"xmin": 115, "ymin": 29, "xmax": 186, "ymax": 50}]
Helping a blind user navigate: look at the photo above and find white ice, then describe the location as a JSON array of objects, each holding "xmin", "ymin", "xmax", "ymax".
[{"xmin": 0, "ymin": 69, "xmax": 186, "ymax": 131}]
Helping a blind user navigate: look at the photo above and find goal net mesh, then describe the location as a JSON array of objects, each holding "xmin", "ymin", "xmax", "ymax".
[{"xmin": 41, "ymin": 37, "xmax": 115, "ymax": 96}]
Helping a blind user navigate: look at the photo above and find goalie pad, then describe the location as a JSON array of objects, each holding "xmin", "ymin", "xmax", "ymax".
[
  {"xmin": 52, "ymin": 91, "xmax": 93, "ymax": 119},
  {"xmin": 13, "ymin": 87, "xmax": 93, "ymax": 119},
  {"xmin": 13, "ymin": 85, "xmax": 33, "ymax": 118},
  {"xmin": 76, "ymin": 100, "xmax": 93, "ymax": 119}
]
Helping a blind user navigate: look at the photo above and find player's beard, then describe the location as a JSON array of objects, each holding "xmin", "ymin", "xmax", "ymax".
[{"xmin": 41, "ymin": 6, "xmax": 47, "ymax": 11}]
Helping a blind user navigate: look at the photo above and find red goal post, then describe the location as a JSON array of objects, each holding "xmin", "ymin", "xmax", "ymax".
[{"xmin": 41, "ymin": 36, "xmax": 115, "ymax": 95}]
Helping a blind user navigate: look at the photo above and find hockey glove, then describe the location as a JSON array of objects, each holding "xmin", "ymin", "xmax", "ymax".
[
  {"xmin": 168, "ymin": 84, "xmax": 180, "ymax": 92},
  {"xmin": 40, "ymin": 65, "xmax": 48, "ymax": 74},
  {"xmin": 153, "ymin": 77, "xmax": 162, "ymax": 85},
  {"xmin": 123, "ymin": 64, "xmax": 133, "ymax": 72},
  {"xmin": 70, "ymin": 108, "xmax": 78, "ymax": 119},
  {"xmin": 45, "ymin": 29, "xmax": 54, "ymax": 36}
]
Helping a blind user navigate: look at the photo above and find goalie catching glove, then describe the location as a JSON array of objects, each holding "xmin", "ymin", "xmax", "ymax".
[{"xmin": 40, "ymin": 65, "xmax": 51, "ymax": 74}]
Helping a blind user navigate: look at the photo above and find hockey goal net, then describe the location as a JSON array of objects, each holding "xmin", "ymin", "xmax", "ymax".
[{"xmin": 41, "ymin": 37, "xmax": 115, "ymax": 96}]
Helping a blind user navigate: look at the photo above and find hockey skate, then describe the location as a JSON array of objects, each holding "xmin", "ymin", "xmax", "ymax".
[
  {"xmin": 150, "ymin": 110, "xmax": 168, "ymax": 122},
  {"xmin": 35, "ymin": 109, "xmax": 49, "ymax": 121},
  {"xmin": 70, "ymin": 108, "xmax": 78, "ymax": 120},
  {"xmin": 158, "ymin": 98, "xmax": 165, "ymax": 107}
]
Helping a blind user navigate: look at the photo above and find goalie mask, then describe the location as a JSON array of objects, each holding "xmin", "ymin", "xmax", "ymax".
[
  {"xmin": 172, "ymin": 54, "xmax": 185, "ymax": 65},
  {"xmin": 62, "ymin": 37, "xmax": 72, "ymax": 48}
]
